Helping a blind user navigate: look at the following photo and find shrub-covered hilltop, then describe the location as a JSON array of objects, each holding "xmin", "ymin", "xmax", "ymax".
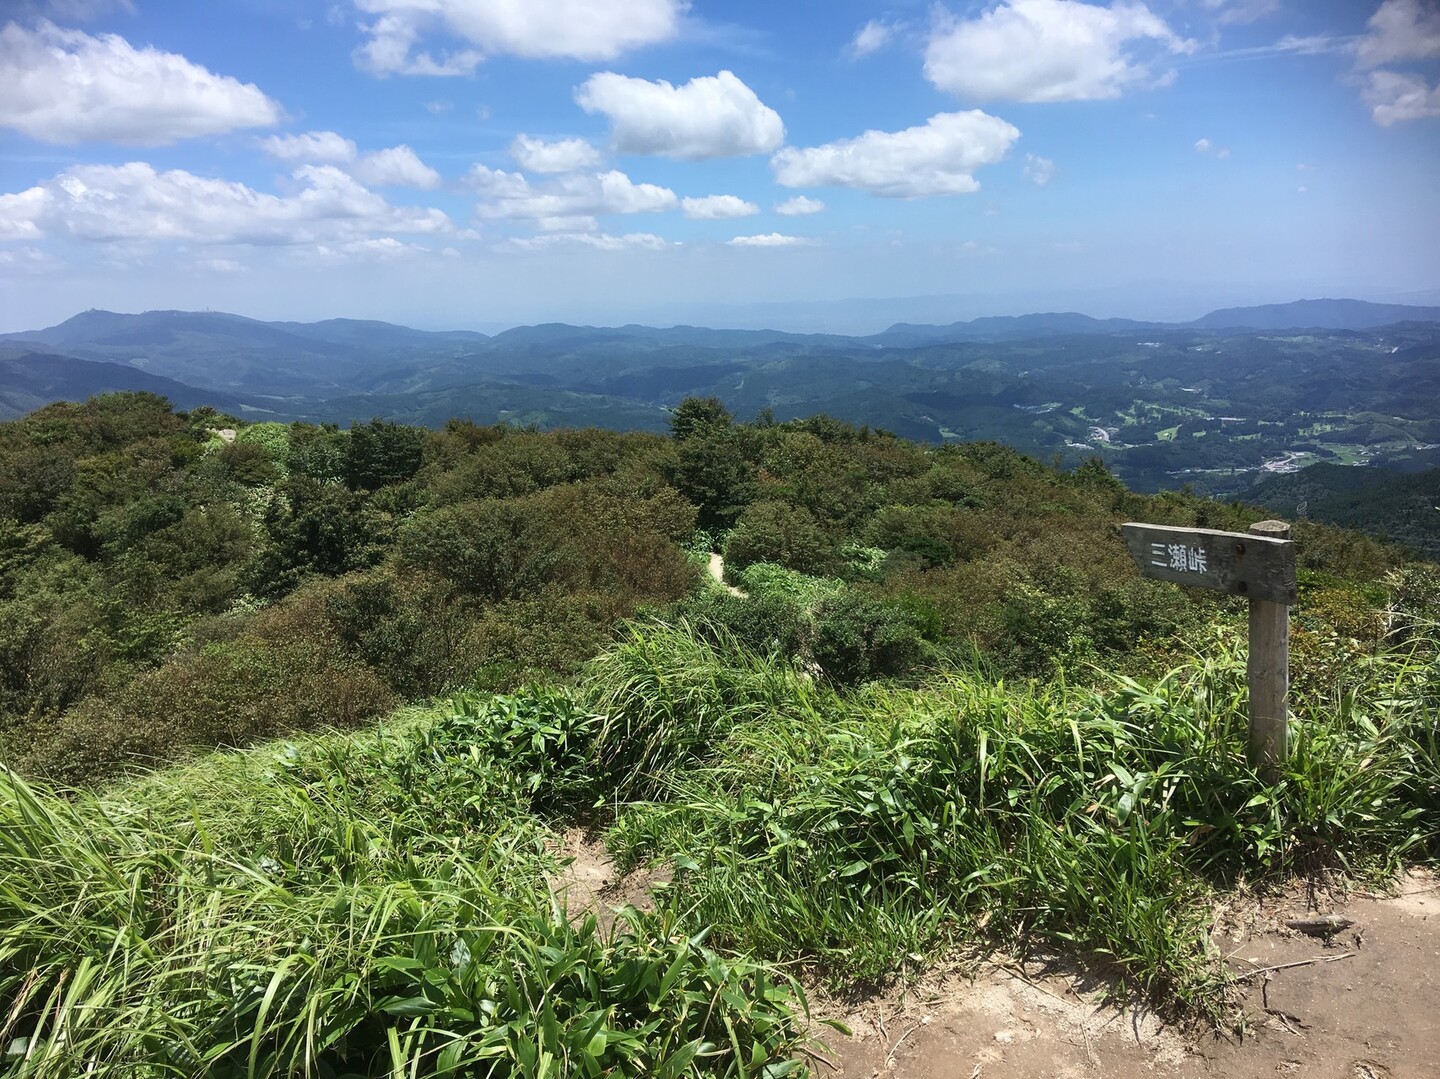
[{"xmin": 1, "ymin": 391, "xmax": 1437, "ymax": 1076}]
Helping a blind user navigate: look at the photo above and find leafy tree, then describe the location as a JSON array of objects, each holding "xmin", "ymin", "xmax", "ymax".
[
  {"xmin": 809, "ymin": 591, "xmax": 930, "ymax": 683},
  {"xmin": 250, "ymin": 474, "xmax": 374, "ymax": 597},
  {"xmin": 725, "ymin": 501, "xmax": 837, "ymax": 575},
  {"xmin": 667, "ymin": 427, "xmax": 757, "ymax": 532},
  {"xmin": 345, "ymin": 418, "xmax": 425, "ymax": 491},
  {"xmin": 287, "ymin": 423, "xmax": 348, "ymax": 482},
  {"xmin": 400, "ymin": 496, "xmax": 572, "ymax": 602},
  {"xmin": 669, "ymin": 396, "xmax": 733, "ymax": 441}
]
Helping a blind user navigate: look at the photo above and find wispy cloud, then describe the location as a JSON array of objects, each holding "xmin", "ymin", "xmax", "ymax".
[{"xmin": 726, "ymin": 233, "xmax": 815, "ymax": 247}]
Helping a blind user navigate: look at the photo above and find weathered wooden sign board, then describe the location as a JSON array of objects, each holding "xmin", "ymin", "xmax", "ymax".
[
  {"xmin": 1122, "ymin": 520, "xmax": 1297, "ymax": 773},
  {"xmin": 1120, "ymin": 522, "xmax": 1297, "ymax": 604}
]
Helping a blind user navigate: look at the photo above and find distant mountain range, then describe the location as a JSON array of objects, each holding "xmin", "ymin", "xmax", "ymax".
[{"xmin": 2, "ymin": 298, "xmax": 1438, "ymax": 502}]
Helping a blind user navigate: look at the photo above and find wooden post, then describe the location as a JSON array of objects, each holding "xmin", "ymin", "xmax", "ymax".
[
  {"xmin": 1247, "ymin": 520, "xmax": 1291, "ymax": 775},
  {"xmin": 1121, "ymin": 519, "xmax": 1296, "ymax": 775}
]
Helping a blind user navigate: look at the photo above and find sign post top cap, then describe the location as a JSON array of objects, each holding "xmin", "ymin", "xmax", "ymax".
[{"xmin": 1249, "ymin": 519, "xmax": 1292, "ymax": 540}]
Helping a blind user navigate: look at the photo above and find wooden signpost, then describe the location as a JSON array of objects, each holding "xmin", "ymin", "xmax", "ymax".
[{"xmin": 1121, "ymin": 519, "xmax": 1297, "ymax": 773}]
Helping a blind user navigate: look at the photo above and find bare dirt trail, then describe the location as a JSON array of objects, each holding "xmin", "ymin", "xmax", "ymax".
[
  {"xmin": 815, "ymin": 868, "xmax": 1440, "ymax": 1079},
  {"xmin": 707, "ymin": 552, "xmax": 745, "ymax": 596},
  {"xmin": 546, "ymin": 828, "xmax": 671, "ymax": 931}
]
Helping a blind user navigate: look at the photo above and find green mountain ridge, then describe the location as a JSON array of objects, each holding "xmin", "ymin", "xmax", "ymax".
[{"xmin": 3, "ymin": 301, "xmax": 1438, "ymax": 502}]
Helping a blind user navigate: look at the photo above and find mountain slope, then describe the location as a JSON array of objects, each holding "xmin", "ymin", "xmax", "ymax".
[
  {"xmin": 1238, "ymin": 462, "xmax": 1440, "ymax": 557},
  {"xmin": 0, "ymin": 348, "xmax": 285, "ymax": 421},
  {"xmin": 1190, "ymin": 298, "xmax": 1440, "ymax": 331}
]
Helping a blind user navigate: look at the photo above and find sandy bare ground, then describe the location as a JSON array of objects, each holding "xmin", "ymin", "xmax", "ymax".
[
  {"xmin": 545, "ymin": 827, "xmax": 671, "ymax": 931},
  {"xmin": 707, "ymin": 552, "xmax": 746, "ymax": 596},
  {"xmin": 816, "ymin": 868, "xmax": 1440, "ymax": 1079}
]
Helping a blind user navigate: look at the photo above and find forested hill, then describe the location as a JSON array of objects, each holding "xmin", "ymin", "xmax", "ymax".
[
  {"xmin": 0, "ymin": 391, "xmax": 1428, "ymax": 785},
  {"xmin": 1239, "ymin": 462, "xmax": 1440, "ymax": 558}
]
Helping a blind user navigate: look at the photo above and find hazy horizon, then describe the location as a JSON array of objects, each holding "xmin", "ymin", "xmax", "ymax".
[{"xmin": 9, "ymin": 285, "xmax": 1440, "ymax": 340}]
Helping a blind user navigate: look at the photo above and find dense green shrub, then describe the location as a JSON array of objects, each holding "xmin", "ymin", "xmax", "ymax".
[
  {"xmin": 0, "ymin": 390, "xmax": 1430, "ymax": 784},
  {"xmin": 20, "ymin": 589, "xmax": 397, "ymax": 783},
  {"xmin": 724, "ymin": 500, "xmax": 837, "ymax": 575}
]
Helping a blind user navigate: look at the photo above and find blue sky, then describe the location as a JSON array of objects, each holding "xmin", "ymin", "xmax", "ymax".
[{"xmin": 1, "ymin": 0, "xmax": 1437, "ymax": 332}]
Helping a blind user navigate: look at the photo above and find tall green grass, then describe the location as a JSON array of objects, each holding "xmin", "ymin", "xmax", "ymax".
[
  {"xmin": 599, "ymin": 623, "xmax": 1438, "ymax": 1014},
  {"xmin": 0, "ymin": 712, "xmax": 811, "ymax": 1077},
  {"xmin": 3, "ymin": 618, "xmax": 1434, "ymax": 1072}
]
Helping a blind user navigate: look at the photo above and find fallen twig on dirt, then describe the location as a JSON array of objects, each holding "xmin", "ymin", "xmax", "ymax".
[
  {"xmin": 886, "ymin": 1022, "xmax": 920, "ymax": 1066},
  {"xmin": 997, "ymin": 962, "xmax": 1073, "ymax": 1007},
  {"xmin": 800, "ymin": 1043, "xmax": 838, "ymax": 1071},
  {"xmin": 1265, "ymin": 1008, "xmax": 1306, "ymax": 1036},
  {"xmin": 1231, "ymin": 952, "xmax": 1355, "ymax": 980}
]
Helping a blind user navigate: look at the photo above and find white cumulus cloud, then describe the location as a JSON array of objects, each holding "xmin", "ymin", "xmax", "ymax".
[
  {"xmin": 353, "ymin": 145, "xmax": 442, "ymax": 189},
  {"xmin": 467, "ymin": 164, "xmax": 532, "ymax": 199},
  {"xmin": 726, "ymin": 233, "xmax": 814, "ymax": 247},
  {"xmin": 576, "ymin": 70, "xmax": 784, "ymax": 160},
  {"xmin": 0, "ymin": 21, "xmax": 281, "ymax": 144},
  {"xmin": 771, "ymin": 110, "xmax": 1020, "ymax": 198},
  {"xmin": 0, "ymin": 188, "xmax": 47, "ymax": 240},
  {"xmin": 510, "ymin": 134, "xmax": 603, "ymax": 173},
  {"xmin": 1350, "ymin": 2, "xmax": 1440, "ymax": 126},
  {"xmin": 681, "ymin": 194, "xmax": 760, "ymax": 220},
  {"xmin": 775, "ymin": 195, "xmax": 825, "ymax": 215},
  {"xmin": 0, "ymin": 162, "xmax": 450, "ymax": 245},
  {"xmin": 334, "ymin": 237, "xmax": 429, "ymax": 259},
  {"xmin": 352, "ymin": 0, "xmax": 685, "ymax": 76},
  {"xmin": 924, "ymin": 0, "xmax": 1195, "ymax": 103},
  {"xmin": 1355, "ymin": 0, "xmax": 1440, "ymax": 69},
  {"xmin": 473, "ymin": 168, "xmax": 678, "ymax": 222},
  {"xmin": 260, "ymin": 130, "xmax": 358, "ymax": 164},
  {"xmin": 1363, "ymin": 69, "xmax": 1440, "ymax": 125}
]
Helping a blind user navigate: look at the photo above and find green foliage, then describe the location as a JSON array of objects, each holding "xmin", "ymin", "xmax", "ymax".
[
  {"xmin": 0, "ymin": 387, "xmax": 1432, "ymax": 793},
  {"xmin": 0, "ymin": 555, "xmax": 109, "ymax": 720},
  {"xmin": 687, "ymin": 564, "xmax": 933, "ymax": 684},
  {"xmin": 600, "ymin": 621, "xmax": 1437, "ymax": 1010},
  {"xmin": 1, "ymin": 609, "xmax": 1436, "ymax": 1074},
  {"xmin": 806, "ymin": 591, "xmax": 933, "ymax": 684},
  {"xmin": 667, "ymin": 427, "xmax": 757, "ymax": 533},
  {"xmin": 285, "ymin": 423, "xmax": 347, "ymax": 482},
  {"xmin": 439, "ymin": 687, "xmax": 604, "ymax": 815},
  {"xmin": 345, "ymin": 418, "xmax": 425, "ymax": 491},
  {"xmin": 250, "ymin": 474, "xmax": 377, "ymax": 596},
  {"xmin": 401, "ymin": 496, "xmax": 577, "ymax": 603},
  {"xmin": 669, "ymin": 396, "xmax": 734, "ymax": 441},
  {"xmin": 19, "ymin": 590, "xmax": 398, "ymax": 784},
  {"xmin": 2, "ymin": 382, "xmax": 1438, "ymax": 1072},
  {"xmin": 584, "ymin": 620, "xmax": 828, "ymax": 801},
  {"xmin": 0, "ymin": 717, "xmax": 811, "ymax": 1077},
  {"xmin": 324, "ymin": 570, "xmax": 473, "ymax": 698},
  {"xmin": 724, "ymin": 501, "xmax": 838, "ymax": 576}
]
